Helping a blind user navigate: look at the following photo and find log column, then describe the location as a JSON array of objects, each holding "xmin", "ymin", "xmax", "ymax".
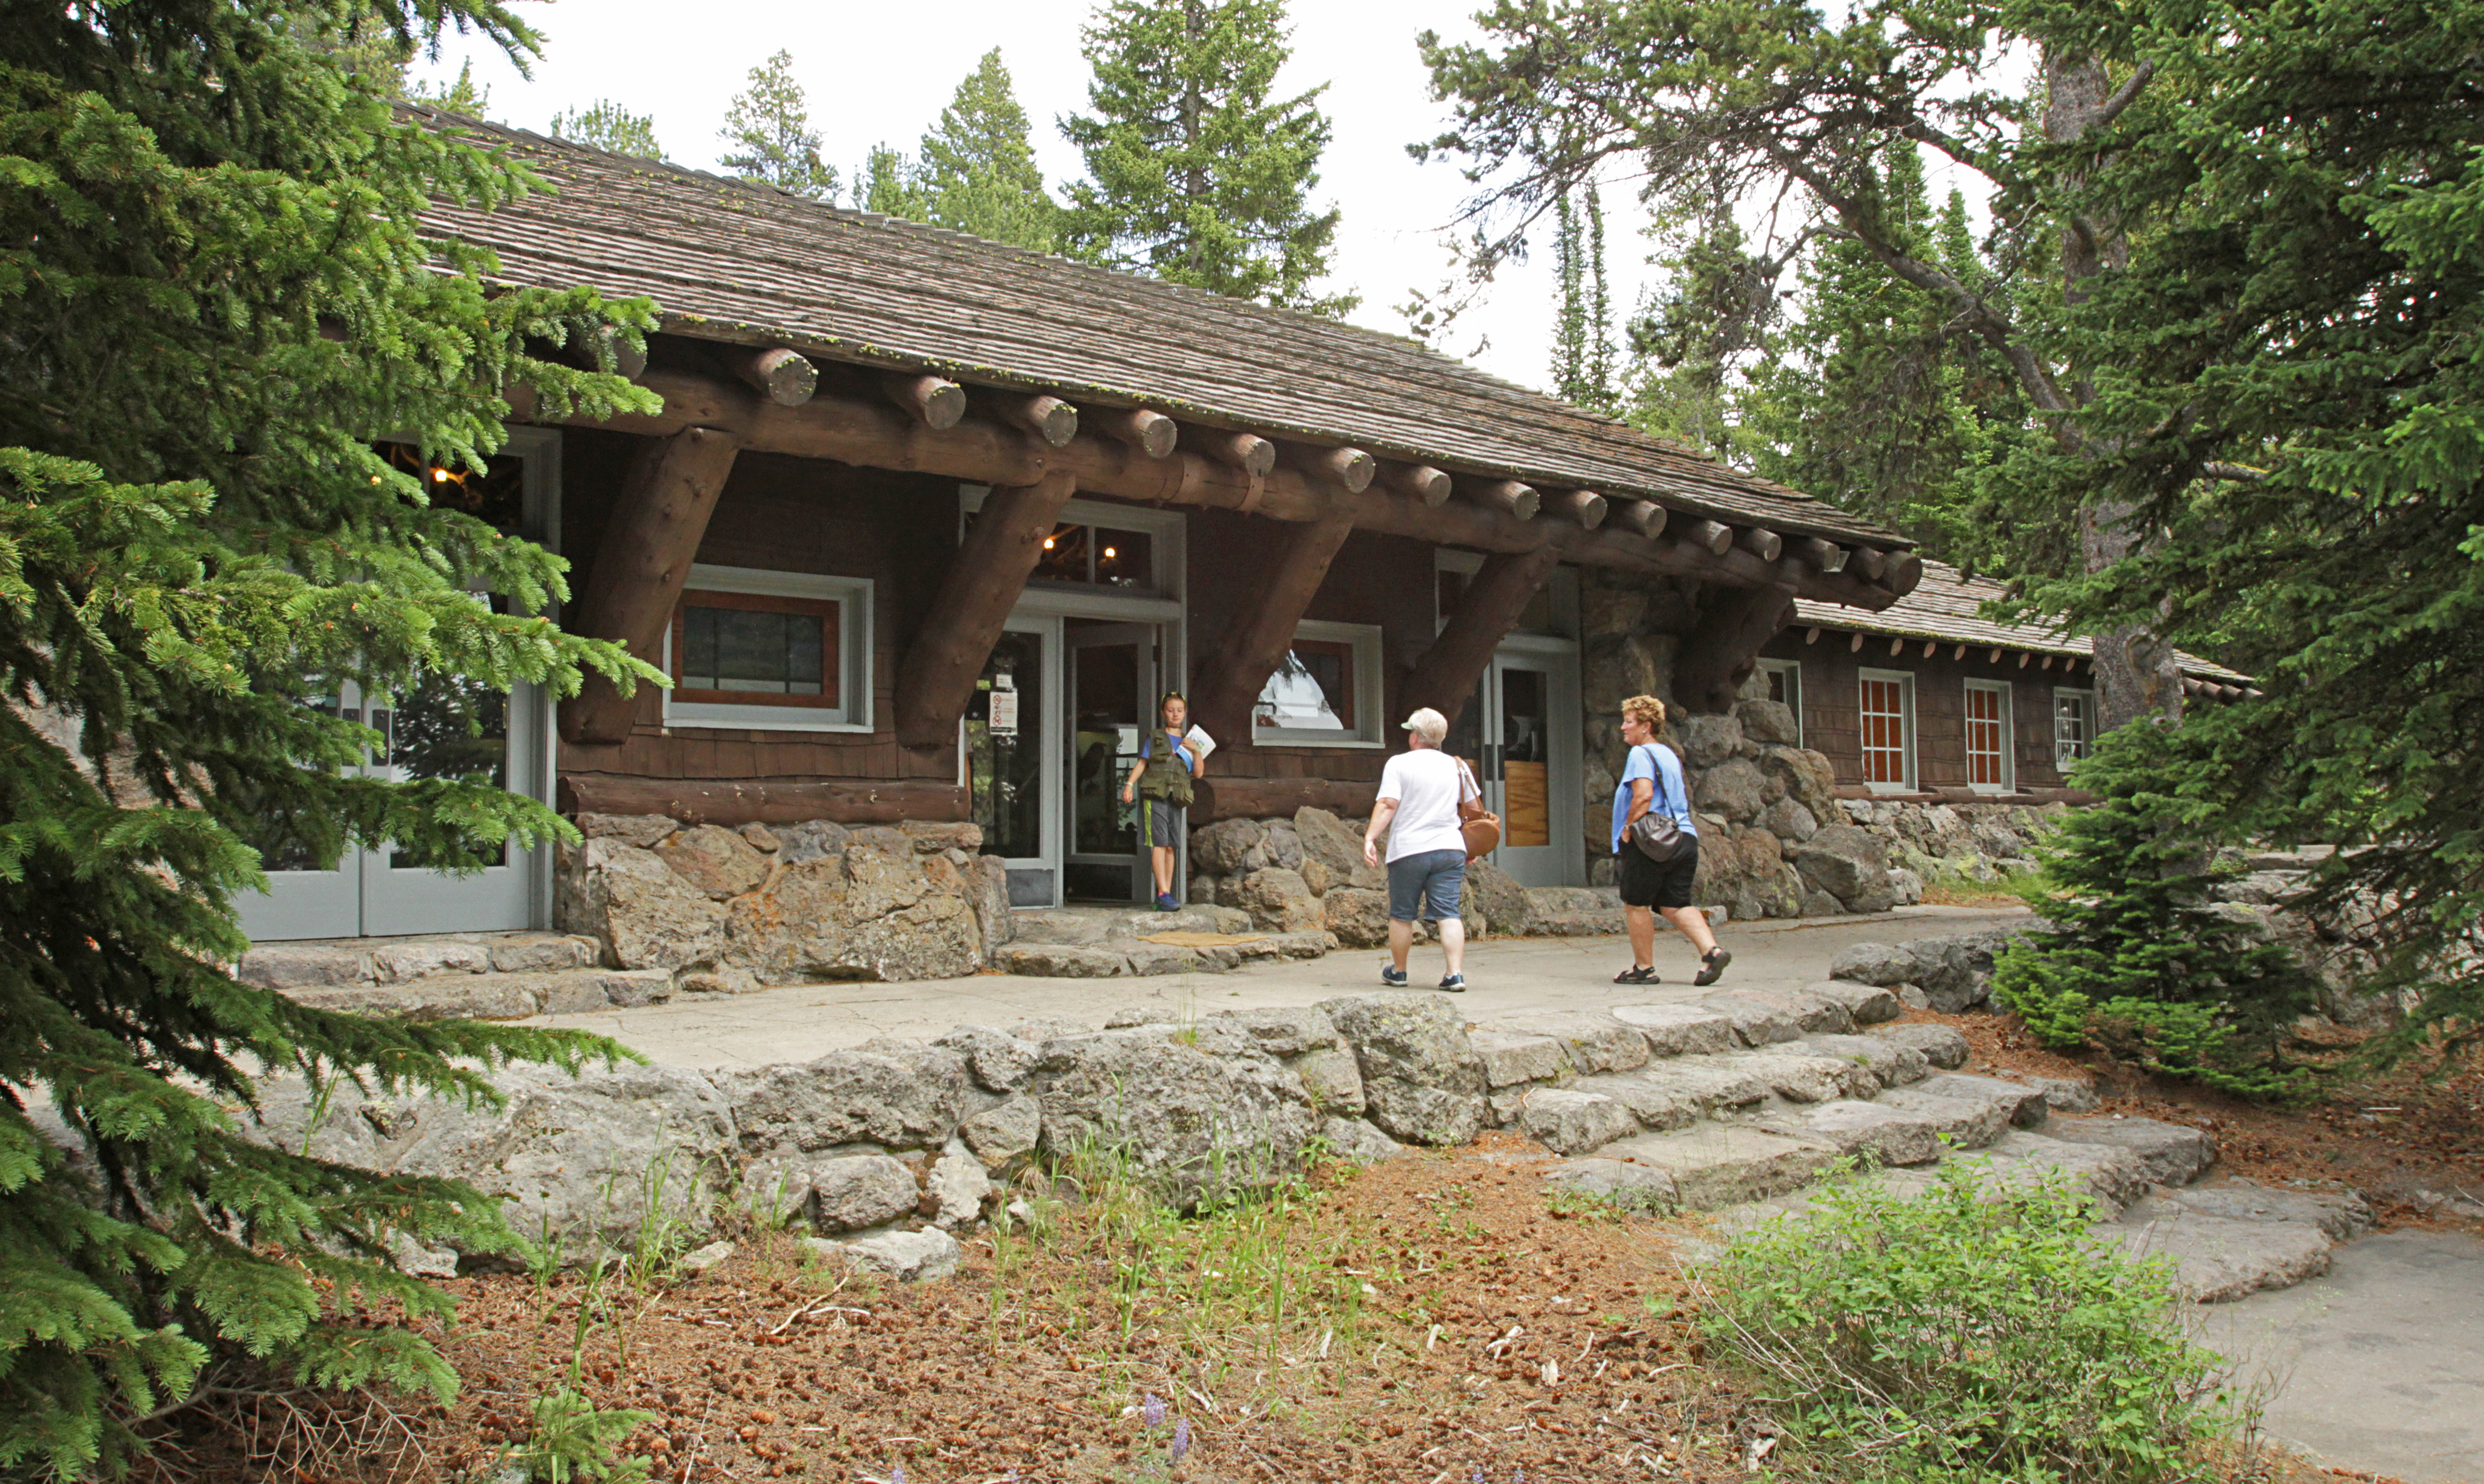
[
  {"xmin": 1672, "ymin": 556, "xmax": 1807, "ymax": 714},
  {"xmin": 1401, "ymin": 547, "xmax": 1563, "ymax": 732},
  {"xmin": 560, "ymin": 425, "xmax": 746, "ymax": 746},
  {"xmin": 894, "ymin": 469, "xmax": 1080, "ymax": 748},
  {"xmin": 1187, "ymin": 515, "xmax": 1358, "ymax": 750}
]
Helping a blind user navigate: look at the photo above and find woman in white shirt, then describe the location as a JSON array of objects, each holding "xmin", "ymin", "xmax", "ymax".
[{"xmin": 1361, "ymin": 707, "xmax": 1482, "ymax": 991}]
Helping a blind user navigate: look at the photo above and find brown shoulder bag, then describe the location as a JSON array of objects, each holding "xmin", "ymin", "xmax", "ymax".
[{"xmin": 1455, "ymin": 756, "xmax": 1500, "ymax": 861}]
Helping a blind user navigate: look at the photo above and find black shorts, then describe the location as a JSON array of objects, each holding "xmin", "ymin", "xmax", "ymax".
[{"xmin": 1616, "ymin": 835, "xmax": 1700, "ymax": 911}]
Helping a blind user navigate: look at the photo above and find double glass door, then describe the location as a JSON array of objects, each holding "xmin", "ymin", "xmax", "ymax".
[
  {"xmin": 1447, "ymin": 644, "xmax": 1583, "ymax": 886},
  {"xmin": 966, "ymin": 614, "xmax": 1170, "ymax": 908}
]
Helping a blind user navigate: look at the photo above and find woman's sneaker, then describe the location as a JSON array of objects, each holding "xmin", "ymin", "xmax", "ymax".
[
  {"xmin": 1380, "ymin": 964, "xmax": 1409, "ymax": 988},
  {"xmin": 1155, "ymin": 893, "xmax": 1179, "ymax": 911},
  {"xmin": 1437, "ymin": 974, "xmax": 1467, "ymax": 993}
]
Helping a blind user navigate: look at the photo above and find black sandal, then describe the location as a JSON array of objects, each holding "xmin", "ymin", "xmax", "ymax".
[
  {"xmin": 1693, "ymin": 947, "xmax": 1733, "ymax": 987},
  {"xmin": 1613, "ymin": 964, "xmax": 1660, "ymax": 985}
]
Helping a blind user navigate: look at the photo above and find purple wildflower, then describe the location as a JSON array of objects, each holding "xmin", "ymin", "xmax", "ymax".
[
  {"xmin": 1143, "ymin": 1393, "xmax": 1167, "ymax": 1428},
  {"xmin": 889, "ymin": 1466, "xmax": 904, "ymax": 1484},
  {"xmin": 1171, "ymin": 1418, "xmax": 1192, "ymax": 1461}
]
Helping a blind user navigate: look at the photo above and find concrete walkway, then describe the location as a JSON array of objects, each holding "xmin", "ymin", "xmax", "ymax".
[
  {"xmin": 2199, "ymin": 1229, "xmax": 2484, "ymax": 1484},
  {"xmin": 523, "ymin": 904, "xmax": 2026, "ymax": 1069}
]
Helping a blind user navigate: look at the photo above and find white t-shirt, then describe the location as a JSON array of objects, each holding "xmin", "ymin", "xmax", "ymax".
[{"xmin": 1375, "ymin": 747, "xmax": 1478, "ymax": 862}]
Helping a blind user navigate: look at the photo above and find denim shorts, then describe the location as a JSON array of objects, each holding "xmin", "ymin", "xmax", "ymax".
[{"xmin": 1386, "ymin": 849, "xmax": 1466, "ymax": 923}]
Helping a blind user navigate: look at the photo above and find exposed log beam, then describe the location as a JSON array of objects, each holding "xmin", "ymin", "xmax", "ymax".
[
  {"xmin": 1541, "ymin": 489, "xmax": 1608, "ymax": 529},
  {"xmin": 894, "ymin": 469, "xmax": 1080, "ymax": 748},
  {"xmin": 1384, "ymin": 463, "xmax": 1454, "ymax": 506},
  {"xmin": 1462, "ymin": 478, "xmax": 1540, "ymax": 521},
  {"xmin": 1188, "ymin": 515, "xmax": 1357, "ymax": 751},
  {"xmin": 1735, "ymin": 526, "xmax": 1783, "ymax": 562},
  {"xmin": 880, "ymin": 372, "xmax": 966, "ymax": 429},
  {"xmin": 1196, "ymin": 777, "xmax": 1380, "ymax": 824},
  {"xmin": 1188, "ymin": 426, "xmax": 1277, "ymax": 477},
  {"xmin": 559, "ymin": 775, "xmax": 968, "ymax": 827},
  {"xmin": 1094, "ymin": 406, "xmax": 1178, "ymax": 459},
  {"xmin": 1609, "ymin": 498, "xmax": 1667, "ymax": 540},
  {"xmin": 1845, "ymin": 546, "xmax": 1888, "ymax": 581},
  {"xmin": 560, "ymin": 425, "xmax": 745, "ymax": 745},
  {"xmin": 1885, "ymin": 551, "xmax": 1926, "ymax": 596},
  {"xmin": 1402, "ymin": 547, "xmax": 1565, "ymax": 733},
  {"xmin": 1282, "ymin": 443, "xmax": 1377, "ymax": 494},
  {"xmin": 994, "ymin": 392, "xmax": 1079, "ymax": 447},
  {"xmin": 1673, "ymin": 558, "xmax": 1806, "ymax": 714},
  {"xmin": 726, "ymin": 346, "xmax": 816, "ymax": 406},
  {"xmin": 548, "ymin": 371, "xmax": 1906, "ymax": 606},
  {"xmin": 1792, "ymin": 536, "xmax": 1841, "ymax": 571},
  {"xmin": 1678, "ymin": 519, "xmax": 1733, "ymax": 556}
]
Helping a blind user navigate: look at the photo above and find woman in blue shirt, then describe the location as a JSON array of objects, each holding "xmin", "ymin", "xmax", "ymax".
[{"xmin": 1610, "ymin": 693, "xmax": 1729, "ymax": 986}]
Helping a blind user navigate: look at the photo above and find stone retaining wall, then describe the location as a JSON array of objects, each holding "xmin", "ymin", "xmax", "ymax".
[{"xmin": 556, "ymin": 813, "xmax": 1011, "ymax": 983}]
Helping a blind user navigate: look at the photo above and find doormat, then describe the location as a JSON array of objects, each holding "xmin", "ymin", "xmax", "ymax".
[{"xmin": 1136, "ymin": 931, "xmax": 1269, "ymax": 947}]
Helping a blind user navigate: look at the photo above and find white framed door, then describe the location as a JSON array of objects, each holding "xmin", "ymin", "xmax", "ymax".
[
  {"xmin": 968, "ymin": 618, "xmax": 1062, "ymax": 908},
  {"xmin": 235, "ymin": 427, "xmax": 561, "ymax": 941},
  {"xmin": 1447, "ymin": 639, "xmax": 1583, "ymax": 888},
  {"xmin": 1064, "ymin": 620, "xmax": 1160, "ymax": 903}
]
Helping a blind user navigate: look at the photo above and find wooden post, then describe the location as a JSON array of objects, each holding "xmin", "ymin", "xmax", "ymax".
[
  {"xmin": 1791, "ymin": 536, "xmax": 1841, "ymax": 570},
  {"xmin": 1463, "ymin": 479, "xmax": 1540, "ymax": 521},
  {"xmin": 1384, "ymin": 463, "xmax": 1453, "ymax": 506},
  {"xmin": 1282, "ymin": 443, "xmax": 1376, "ymax": 494},
  {"xmin": 1541, "ymin": 489, "xmax": 1608, "ymax": 528},
  {"xmin": 725, "ymin": 347, "xmax": 816, "ymax": 406},
  {"xmin": 1846, "ymin": 546, "xmax": 1888, "ymax": 580},
  {"xmin": 1095, "ymin": 406, "xmax": 1178, "ymax": 459},
  {"xmin": 1885, "ymin": 551, "xmax": 1925, "ymax": 596},
  {"xmin": 1189, "ymin": 427, "xmax": 1277, "ymax": 477},
  {"xmin": 560, "ymin": 425, "xmax": 746, "ymax": 745},
  {"xmin": 1609, "ymin": 498, "xmax": 1667, "ymax": 539},
  {"xmin": 994, "ymin": 393, "xmax": 1079, "ymax": 447},
  {"xmin": 1187, "ymin": 515, "xmax": 1358, "ymax": 749},
  {"xmin": 1735, "ymin": 526, "xmax": 1783, "ymax": 562},
  {"xmin": 881, "ymin": 372, "xmax": 966, "ymax": 429},
  {"xmin": 1402, "ymin": 547, "xmax": 1563, "ymax": 731},
  {"xmin": 894, "ymin": 470, "xmax": 1081, "ymax": 748},
  {"xmin": 1672, "ymin": 557, "xmax": 1804, "ymax": 714}
]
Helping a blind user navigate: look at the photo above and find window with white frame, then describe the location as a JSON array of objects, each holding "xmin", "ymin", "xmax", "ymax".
[
  {"xmin": 1964, "ymin": 680, "xmax": 2013, "ymax": 792},
  {"xmin": 1858, "ymin": 669, "xmax": 1915, "ymax": 790},
  {"xmin": 664, "ymin": 564, "xmax": 873, "ymax": 732},
  {"xmin": 1755, "ymin": 658, "xmax": 1804, "ymax": 745},
  {"xmin": 1255, "ymin": 620, "xmax": 1384, "ymax": 746},
  {"xmin": 2054, "ymin": 687, "xmax": 2097, "ymax": 770}
]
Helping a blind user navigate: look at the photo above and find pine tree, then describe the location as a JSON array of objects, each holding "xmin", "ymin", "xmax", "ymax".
[
  {"xmin": 1060, "ymin": 0, "xmax": 1354, "ymax": 314},
  {"xmin": 856, "ymin": 143, "xmax": 932, "ymax": 219},
  {"xmin": 915, "ymin": 49, "xmax": 1056, "ymax": 252},
  {"xmin": 406, "ymin": 56, "xmax": 492, "ymax": 115},
  {"xmin": 1622, "ymin": 211, "xmax": 1784, "ymax": 462},
  {"xmin": 1550, "ymin": 185, "xmax": 1618, "ymax": 413},
  {"xmin": 0, "ymin": 1, "xmax": 656, "ymax": 1473},
  {"xmin": 1743, "ymin": 143, "xmax": 2011, "ymax": 557},
  {"xmin": 718, "ymin": 50, "xmax": 837, "ymax": 200},
  {"xmin": 550, "ymin": 99, "xmax": 664, "ymax": 159}
]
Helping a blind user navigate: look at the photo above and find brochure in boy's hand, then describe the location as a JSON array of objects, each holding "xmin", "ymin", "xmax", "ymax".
[{"xmin": 1183, "ymin": 725, "xmax": 1217, "ymax": 763}]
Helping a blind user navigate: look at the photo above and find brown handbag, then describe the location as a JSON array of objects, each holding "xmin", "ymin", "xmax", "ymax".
[{"xmin": 1455, "ymin": 757, "xmax": 1500, "ymax": 861}]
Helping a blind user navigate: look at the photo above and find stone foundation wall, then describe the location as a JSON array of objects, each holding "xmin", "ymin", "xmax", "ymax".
[
  {"xmin": 1184, "ymin": 806, "xmax": 1623, "ymax": 944},
  {"xmin": 1832, "ymin": 797, "xmax": 2068, "ymax": 897},
  {"xmin": 556, "ymin": 813, "xmax": 1011, "ymax": 983}
]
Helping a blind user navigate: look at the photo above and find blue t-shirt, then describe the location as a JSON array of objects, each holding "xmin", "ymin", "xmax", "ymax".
[
  {"xmin": 1611, "ymin": 742, "xmax": 1697, "ymax": 853},
  {"xmin": 1139, "ymin": 729, "xmax": 1194, "ymax": 771}
]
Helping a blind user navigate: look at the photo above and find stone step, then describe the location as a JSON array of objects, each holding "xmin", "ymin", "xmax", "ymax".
[
  {"xmin": 239, "ymin": 931, "xmax": 601, "ymax": 989},
  {"xmin": 2100, "ymin": 1207, "xmax": 2333, "ymax": 1302},
  {"xmin": 1953, "ymin": 1128, "xmax": 2153, "ymax": 1218},
  {"xmin": 995, "ymin": 929, "xmax": 1332, "ymax": 978},
  {"xmin": 1006, "ymin": 903, "xmax": 1255, "ymax": 945},
  {"xmin": 1752, "ymin": 1098, "xmax": 1951, "ymax": 1168},
  {"xmin": 2042, "ymin": 1113, "xmax": 2218, "ymax": 1185},
  {"xmin": 1589, "ymin": 1124, "xmax": 1843, "ymax": 1209},
  {"xmin": 284, "ymin": 966, "xmax": 673, "ymax": 1020}
]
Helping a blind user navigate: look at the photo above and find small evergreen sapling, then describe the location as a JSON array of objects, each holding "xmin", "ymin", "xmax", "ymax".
[{"xmin": 1989, "ymin": 726, "xmax": 2320, "ymax": 1100}]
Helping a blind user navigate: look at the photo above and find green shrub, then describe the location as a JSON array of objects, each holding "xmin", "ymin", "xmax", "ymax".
[
  {"xmin": 1697, "ymin": 1162, "xmax": 2227, "ymax": 1484},
  {"xmin": 1990, "ymin": 725, "xmax": 2322, "ymax": 1101}
]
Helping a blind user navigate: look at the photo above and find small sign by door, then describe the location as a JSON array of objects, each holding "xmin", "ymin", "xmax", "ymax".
[{"xmin": 988, "ymin": 688, "xmax": 1020, "ymax": 735}]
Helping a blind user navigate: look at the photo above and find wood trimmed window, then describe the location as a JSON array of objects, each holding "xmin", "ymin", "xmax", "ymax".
[
  {"xmin": 1858, "ymin": 669, "xmax": 1914, "ymax": 791},
  {"xmin": 2054, "ymin": 687, "xmax": 2096, "ymax": 770},
  {"xmin": 1255, "ymin": 620, "xmax": 1384, "ymax": 746},
  {"xmin": 663, "ymin": 565, "xmax": 872, "ymax": 732},
  {"xmin": 1965, "ymin": 679, "xmax": 2013, "ymax": 792},
  {"xmin": 671, "ymin": 589, "xmax": 839, "ymax": 709},
  {"xmin": 1755, "ymin": 658, "xmax": 1804, "ymax": 746}
]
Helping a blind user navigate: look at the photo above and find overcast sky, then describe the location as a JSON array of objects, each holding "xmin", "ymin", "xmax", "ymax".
[{"xmin": 410, "ymin": 0, "xmax": 1671, "ymax": 393}]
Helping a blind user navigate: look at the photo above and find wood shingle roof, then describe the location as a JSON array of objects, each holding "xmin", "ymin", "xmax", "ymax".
[
  {"xmin": 416, "ymin": 111, "xmax": 1903, "ymax": 549},
  {"xmin": 1792, "ymin": 560, "xmax": 2252, "ymax": 683}
]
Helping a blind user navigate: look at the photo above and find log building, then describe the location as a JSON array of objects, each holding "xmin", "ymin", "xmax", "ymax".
[{"xmin": 233, "ymin": 118, "xmax": 2225, "ymax": 948}]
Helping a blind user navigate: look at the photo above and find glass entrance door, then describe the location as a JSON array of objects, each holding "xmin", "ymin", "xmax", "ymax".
[
  {"xmin": 1064, "ymin": 621, "xmax": 1159, "ymax": 903},
  {"xmin": 1448, "ymin": 645, "xmax": 1584, "ymax": 888},
  {"xmin": 969, "ymin": 621, "xmax": 1060, "ymax": 907}
]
